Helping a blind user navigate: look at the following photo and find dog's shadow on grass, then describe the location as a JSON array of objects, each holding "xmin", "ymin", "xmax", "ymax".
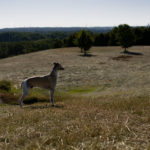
[{"xmin": 24, "ymin": 104, "xmax": 64, "ymax": 110}]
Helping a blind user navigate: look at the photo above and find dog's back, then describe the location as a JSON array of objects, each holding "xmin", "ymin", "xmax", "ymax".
[{"xmin": 27, "ymin": 75, "xmax": 56, "ymax": 90}]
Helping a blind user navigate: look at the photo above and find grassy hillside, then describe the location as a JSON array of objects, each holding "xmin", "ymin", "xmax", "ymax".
[
  {"xmin": 0, "ymin": 46, "xmax": 149, "ymax": 97},
  {"xmin": 0, "ymin": 46, "xmax": 150, "ymax": 149}
]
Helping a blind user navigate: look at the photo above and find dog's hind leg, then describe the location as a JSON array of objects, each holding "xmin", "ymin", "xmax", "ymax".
[{"xmin": 19, "ymin": 80, "xmax": 29, "ymax": 108}]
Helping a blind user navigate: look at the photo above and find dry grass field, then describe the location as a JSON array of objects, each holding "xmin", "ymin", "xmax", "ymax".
[{"xmin": 0, "ymin": 46, "xmax": 150, "ymax": 149}]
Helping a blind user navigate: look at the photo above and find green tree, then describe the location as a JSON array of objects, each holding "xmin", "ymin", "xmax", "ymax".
[
  {"xmin": 64, "ymin": 33, "xmax": 77, "ymax": 47},
  {"xmin": 94, "ymin": 33, "xmax": 109, "ymax": 46},
  {"xmin": 74, "ymin": 30, "xmax": 93, "ymax": 56},
  {"xmin": 108, "ymin": 27, "xmax": 118, "ymax": 46},
  {"xmin": 116, "ymin": 24, "xmax": 135, "ymax": 53}
]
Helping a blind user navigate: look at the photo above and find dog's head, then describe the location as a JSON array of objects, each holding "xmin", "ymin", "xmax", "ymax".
[{"xmin": 53, "ymin": 62, "xmax": 64, "ymax": 70}]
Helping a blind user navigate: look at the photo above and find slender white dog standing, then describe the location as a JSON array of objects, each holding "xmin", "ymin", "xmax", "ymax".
[{"xmin": 19, "ymin": 63, "xmax": 64, "ymax": 108}]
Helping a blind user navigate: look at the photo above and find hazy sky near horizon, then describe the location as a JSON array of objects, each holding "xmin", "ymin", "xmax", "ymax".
[{"xmin": 0, "ymin": 0, "xmax": 150, "ymax": 28}]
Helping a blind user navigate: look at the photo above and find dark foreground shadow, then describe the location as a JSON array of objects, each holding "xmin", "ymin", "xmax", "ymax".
[
  {"xmin": 122, "ymin": 50, "xmax": 143, "ymax": 55},
  {"xmin": 54, "ymin": 105, "xmax": 64, "ymax": 108},
  {"xmin": 23, "ymin": 99, "xmax": 48, "ymax": 105}
]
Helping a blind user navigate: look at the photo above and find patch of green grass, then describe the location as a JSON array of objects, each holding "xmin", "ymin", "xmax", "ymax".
[
  {"xmin": 29, "ymin": 88, "xmax": 49, "ymax": 97},
  {"xmin": 68, "ymin": 86, "xmax": 97, "ymax": 94},
  {"xmin": 11, "ymin": 85, "xmax": 21, "ymax": 94},
  {"xmin": 0, "ymin": 103, "xmax": 8, "ymax": 106}
]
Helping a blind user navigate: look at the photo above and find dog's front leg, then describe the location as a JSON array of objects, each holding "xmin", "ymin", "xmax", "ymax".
[{"xmin": 50, "ymin": 89, "xmax": 55, "ymax": 107}]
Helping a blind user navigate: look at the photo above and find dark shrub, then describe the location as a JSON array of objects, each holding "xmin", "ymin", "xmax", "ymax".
[{"xmin": 0, "ymin": 80, "xmax": 11, "ymax": 92}]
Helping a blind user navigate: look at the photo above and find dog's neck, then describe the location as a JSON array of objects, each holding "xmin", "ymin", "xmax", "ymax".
[{"xmin": 50, "ymin": 66, "xmax": 58, "ymax": 78}]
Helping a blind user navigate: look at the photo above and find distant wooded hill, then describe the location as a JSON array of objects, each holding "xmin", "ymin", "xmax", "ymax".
[
  {"xmin": 0, "ymin": 27, "xmax": 113, "ymax": 33},
  {"xmin": 0, "ymin": 25, "xmax": 150, "ymax": 59}
]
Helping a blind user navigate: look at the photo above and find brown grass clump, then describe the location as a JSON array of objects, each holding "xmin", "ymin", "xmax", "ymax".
[{"xmin": 0, "ymin": 92, "xmax": 17, "ymax": 104}]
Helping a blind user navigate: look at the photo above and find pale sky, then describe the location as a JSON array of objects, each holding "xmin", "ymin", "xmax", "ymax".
[{"xmin": 0, "ymin": 0, "xmax": 150, "ymax": 28}]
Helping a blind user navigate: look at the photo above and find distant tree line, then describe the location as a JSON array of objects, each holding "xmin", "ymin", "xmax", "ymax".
[
  {"xmin": 0, "ymin": 25, "xmax": 150, "ymax": 58},
  {"xmin": 94, "ymin": 25, "xmax": 150, "ymax": 46},
  {"xmin": 63, "ymin": 25, "xmax": 150, "ymax": 47},
  {"xmin": 0, "ymin": 39, "xmax": 65, "ymax": 58},
  {"xmin": 0, "ymin": 32, "xmax": 68, "ymax": 58},
  {"xmin": 64, "ymin": 25, "xmax": 150, "ymax": 55},
  {"xmin": 0, "ymin": 27, "xmax": 113, "ymax": 33},
  {"xmin": 0, "ymin": 32, "xmax": 69, "ymax": 42}
]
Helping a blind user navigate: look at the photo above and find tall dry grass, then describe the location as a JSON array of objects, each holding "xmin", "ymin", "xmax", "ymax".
[{"xmin": 0, "ymin": 92, "xmax": 150, "ymax": 150}]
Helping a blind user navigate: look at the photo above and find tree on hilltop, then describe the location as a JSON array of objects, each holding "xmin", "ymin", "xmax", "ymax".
[
  {"xmin": 74, "ymin": 30, "xmax": 93, "ymax": 56},
  {"xmin": 116, "ymin": 24, "xmax": 135, "ymax": 53}
]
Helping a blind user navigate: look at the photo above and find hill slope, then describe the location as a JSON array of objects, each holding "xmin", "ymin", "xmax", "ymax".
[
  {"xmin": 0, "ymin": 46, "xmax": 150, "ymax": 149},
  {"xmin": 0, "ymin": 46, "xmax": 149, "ymax": 97}
]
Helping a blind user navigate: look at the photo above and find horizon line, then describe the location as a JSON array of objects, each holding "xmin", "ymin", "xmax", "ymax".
[{"xmin": 0, "ymin": 25, "xmax": 148, "ymax": 30}]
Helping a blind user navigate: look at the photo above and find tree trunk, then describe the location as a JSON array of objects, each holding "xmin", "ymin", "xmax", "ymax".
[
  {"xmin": 84, "ymin": 50, "xmax": 87, "ymax": 56},
  {"xmin": 124, "ymin": 48, "xmax": 127, "ymax": 53},
  {"xmin": 81, "ymin": 48, "xmax": 83, "ymax": 53}
]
